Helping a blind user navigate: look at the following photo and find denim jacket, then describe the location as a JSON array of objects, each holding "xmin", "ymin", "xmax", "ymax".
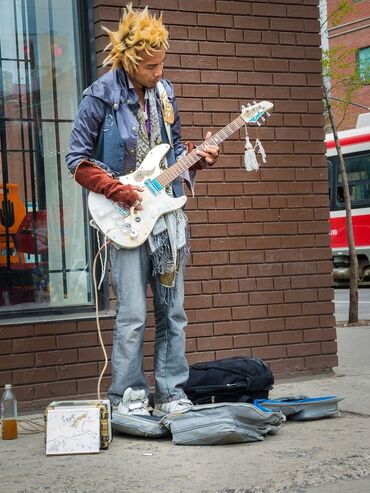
[{"xmin": 65, "ymin": 68, "xmax": 187, "ymax": 197}]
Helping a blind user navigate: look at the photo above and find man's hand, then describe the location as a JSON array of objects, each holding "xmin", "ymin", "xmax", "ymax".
[
  {"xmin": 191, "ymin": 131, "xmax": 220, "ymax": 171},
  {"xmin": 74, "ymin": 160, "xmax": 144, "ymax": 209}
]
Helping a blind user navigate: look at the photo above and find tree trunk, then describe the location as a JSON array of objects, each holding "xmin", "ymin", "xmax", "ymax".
[{"xmin": 323, "ymin": 87, "xmax": 358, "ymax": 323}]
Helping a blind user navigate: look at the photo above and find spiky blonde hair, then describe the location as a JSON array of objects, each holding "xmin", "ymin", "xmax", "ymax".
[{"xmin": 102, "ymin": 3, "xmax": 169, "ymax": 72}]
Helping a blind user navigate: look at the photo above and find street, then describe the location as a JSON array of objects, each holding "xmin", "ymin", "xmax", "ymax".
[{"xmin": 334, "ymin": 287, "xmax": 370, "ymax": 322}]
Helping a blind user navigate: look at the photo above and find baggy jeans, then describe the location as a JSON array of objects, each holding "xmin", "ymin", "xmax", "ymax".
[{"xmin": 108, "ymin": 243, "xmax": 189, "ymax": 405}]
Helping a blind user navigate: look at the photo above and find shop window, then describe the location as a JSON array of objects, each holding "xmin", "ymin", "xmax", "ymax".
[{"xmin": 0, "ymin": 0, "xmax": 94, "ymax": 315}]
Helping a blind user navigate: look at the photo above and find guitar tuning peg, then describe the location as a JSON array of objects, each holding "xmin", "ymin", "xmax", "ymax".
[
  {"xmin": 260, "ymin": 116, "xmax": 266, "ymax": 122},
  {"xmin": 253, "ymin": 100, "xmax": 257, "ymax": 105},
  {"xmin": 266, "ymin": 112, "xmax": 271, "ymax": 117},
  {"xmin": 256, "ymin": 121, "xmax": 261, "ymax": 127}
]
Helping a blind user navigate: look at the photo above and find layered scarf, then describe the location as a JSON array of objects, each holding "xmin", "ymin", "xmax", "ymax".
[{"xmin": 135, "ymin": 88, "xmax": 189, "ymax": 304}]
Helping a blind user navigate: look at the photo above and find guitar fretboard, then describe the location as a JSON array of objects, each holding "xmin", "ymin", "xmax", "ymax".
[{"xmin": 156, "ymin": 115, "xmax": 246, "ymax": 187}]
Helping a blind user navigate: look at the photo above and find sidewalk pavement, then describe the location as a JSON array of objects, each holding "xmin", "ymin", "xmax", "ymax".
[{"xmin": 1, "ymin": 325, "xmax": 370, "ymax": 493}]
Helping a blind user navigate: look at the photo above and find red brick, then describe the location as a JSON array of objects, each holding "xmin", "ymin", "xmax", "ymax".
[
  {"xmin": 252, "ymin": 345, "xmax": 287, "ymax": 359},
  {"xmin": 217, "ymin": 1, "xmax": 251, "ymax": 15},
  {"xmin": 0, "ymin": 340, "xmax": 11, "ymax": 355},
  {"xmin": 201, "ymin": 280, "xmax": 220, "ymax": 294},
  {"xmin": 56, "ymin": 333, "xmax": 98, "ymax": 350},
  {"xmin": 287, "ymin": 342, "xmax": 321, "ymax": 358},
  {"xmin": 214, "ymin": 320, "xmax": 250, "ymax": 336},
  {"xmin": 78, "ymin": 318, "xmax": 113, "ymax": 332},
  {"xmin": 194, "ymin": 307, "xmax": 232, "ymax": 323},
  {"xmin": 57, "ymin": 362, "xmax": 98, "ymax": 380},
  {"xmin": 216, "ymin": 348, "xmax": 252, "ymax": 359},
  {"xmin": 0, "ymin": 325, "xmax": 34, "ymax": 339},
  {"xmin": 232, "ymin": 305, "xmax": 267, "ymax": 320},
  {"xmin": 179, "ymin": 0, "xmax": 215, "ymax": 12},
  {"xmin": 185, "ymin": 281, "xmax": 202, "ymax": 295},
  {"xmin": 288, "ymin": 4, "xmax": 319, "ymax": 17},
  {"xmin": 270, "ymin": 330, "xmax": 303, "ymax": 345},
  {"xmin": 197, "ymin": 13, "xmax": 233, "ymax": 27},
  {"xmin": 321, "ymin": 341, "xmax": 338, "ymax": 354},
  {"xmin": 304, "ymin": 327, "xmax": 337, "ymax": 342},
  {"xmin": 197, "ymin": 336, "xmax": 233, "ymax": 351},
  {"xmin": 188, "ymin": 27, "xmax": 207, "ymax": 40},
  {"xmin": 233, "ymin": 333, "xmax": 269, "ymax": 348},
  {"xmin": 0, "ymin": 353, "xmax": 34, "ymax": 370},
  {"xmin": 234, "ymin": 15, "xmax": 269, "ymax": 30},
  {"xmin": 13, "ymin": 336, "xmax": 56, "ymax": 353},
  {"xmin": 0, "ymin": 371, "xmax": 13, "ymax": 386},
  {"xmin": 269, "ymin": 357, "xmax": 305, "ymax": 375},
  {"xmin": 304, "ymin": 354, "xmax": 338, "ymax": 370},
  {"xmin": 212, "ymin": 264, "xmax": 248, "ymax": 279},
  {"xmin": 187, "ymin": 352, "xmax": 215, "ymax": 366},
  {"xmin": 230, "ymin": 251, "xmax": 265, "ymax": 264},
  {"xmin": 186, "ymin": 323, "xmax": 214, "ymax": 338},
  {"xmin": 186, "ymin": 338, "xmax": 197, "ymax": 353},
  {"xmin": 185, "ymin": 294, "xmax": 213, "ymax": 310},
  {"xmin": 213, "ymin": 292, "xmax": 249, "ymax": 307},
  {"xmin": 250, "ymin": 318, "xmax": 285, "ymax": 333},
  {"xmin": 256, "ymin": 278, "xmax": 274, "ymax": 290},
  {"xmin": 270, "ymin": 17, "xmax": 305, "ymax": 32},
  {"xmin": 250, "ymin": 291, "xmax": 284, "ymax": 305},
  {"xmin": 14, "ymin": 367, "xmax": 57, "ymax": 385},
  {"xmin": 221, "ymin": 279, "xmax": 239, "ymax": 293},
  {"xmin": 36, "ymin": 349, "xmax": 78, "ymax": 367}
]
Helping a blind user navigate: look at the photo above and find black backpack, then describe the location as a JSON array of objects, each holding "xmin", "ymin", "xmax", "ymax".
[{"xmin": 184, "ymin": 356, "xmax": 274, "ymax": 405}]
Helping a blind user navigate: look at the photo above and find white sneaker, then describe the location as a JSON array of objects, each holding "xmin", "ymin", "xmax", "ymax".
[
  {"xmin": 153, "ymin": 398, "xmax": 192, "ymax": 416},
  {"xmin": 117, "ymin": 387, "xmax": 150, "ymax": 416}
]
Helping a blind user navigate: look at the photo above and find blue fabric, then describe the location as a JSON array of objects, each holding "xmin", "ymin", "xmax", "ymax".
[
  {"xmin": 254, "ymin": 396, "xmax": 343, "ymax": 421},
  {"xmin": 65, "ymin": 68, "xmax": 186, "ymax": 197},
  {"xmin": 108, "ymin": 243, "xmax": 189, "ymax": 404}
]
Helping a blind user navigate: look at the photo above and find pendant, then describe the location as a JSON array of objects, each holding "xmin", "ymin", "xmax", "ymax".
[{"xmin": 163, "ymin": 100, "xmax": 175, "ymax": 124}]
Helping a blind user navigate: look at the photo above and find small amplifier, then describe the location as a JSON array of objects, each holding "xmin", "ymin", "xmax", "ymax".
[{"xmin": 44, "ymin": 399, "xmax": 112, "ymax": 455}]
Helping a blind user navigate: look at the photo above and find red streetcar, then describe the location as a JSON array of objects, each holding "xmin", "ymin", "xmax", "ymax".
[{"xmin": 326, "ymin": 114, "xmax": 370, "ymax": 284}]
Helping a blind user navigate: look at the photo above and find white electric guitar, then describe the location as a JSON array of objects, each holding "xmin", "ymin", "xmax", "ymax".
[{"xmin": 88, "ymin": 100, "xmax": 273, "ymax": 248}]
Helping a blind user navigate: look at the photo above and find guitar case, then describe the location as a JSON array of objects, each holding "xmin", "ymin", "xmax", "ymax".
[
  {"xmin": 111, "ymin": 402, "xmax": 285, "ymax": 445},
  {"xmin": 255, "ymin": 395, "xmax": 344, "ymax": 421},
  {"xmin": 112, "ymin": 411, "xmax": 170, "ymax": 438}
]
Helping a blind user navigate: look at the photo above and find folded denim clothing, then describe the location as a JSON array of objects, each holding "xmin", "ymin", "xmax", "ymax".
[
  {"xmin": 255, "ymin": 395, "xmax": 344, "ymax": 421},
  {"xmin": 161, "ymin": 402, "xmax": 285, "ymax": 445},
  {"xmin": 111, "ymin": 412, "xmax": 170, "ymax": 438}
]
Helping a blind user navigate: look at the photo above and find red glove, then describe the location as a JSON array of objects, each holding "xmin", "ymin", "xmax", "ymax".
[{"xmin": 74, "ymin": 161, "xmax": 140, "ymax": 207}]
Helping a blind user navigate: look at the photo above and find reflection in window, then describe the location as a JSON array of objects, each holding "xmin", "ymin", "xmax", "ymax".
[
  {"xmin": 0, "ymin": 0, "xmax": 93, "ymax": 311},
  {"xmin": 337, "ymin": 153, "xmax": 370, "ymax": 204},
  {"xmin": 357, "ymin": 46, "xmax": 370, "ymax": 83}
]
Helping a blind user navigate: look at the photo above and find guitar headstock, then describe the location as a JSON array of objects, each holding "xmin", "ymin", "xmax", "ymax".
[{"xmin": 240, "ymin": 101, "xmax": 273, "ymax": 126}]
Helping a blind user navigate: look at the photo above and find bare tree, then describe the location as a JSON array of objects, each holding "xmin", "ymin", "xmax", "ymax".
[
  {"xmin": 323, "ymin": 88, "xmax": 358, "ymax": 323},
  {"xmin": 320, "ymin": 0, "xmax": 367, "ymax": 323}
]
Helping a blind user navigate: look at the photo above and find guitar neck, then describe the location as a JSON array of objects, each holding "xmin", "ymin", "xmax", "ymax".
[{"xmin": 156, "ymin": 115, "xmax": 246, "ymax": 187}]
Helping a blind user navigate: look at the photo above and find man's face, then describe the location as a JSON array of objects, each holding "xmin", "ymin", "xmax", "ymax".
[{"xmin": 128, "ymin": 46, "xmax": 166, "ymax": 90}]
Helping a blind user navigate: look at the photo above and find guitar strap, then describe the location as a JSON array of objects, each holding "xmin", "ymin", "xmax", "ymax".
[{"xmin": 156, "ymin": 81, "xmax": 173, "ymax": 147}]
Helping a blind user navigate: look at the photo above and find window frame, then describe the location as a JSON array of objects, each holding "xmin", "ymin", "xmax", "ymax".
[
  {"xmin": 357, "ymin": 46, "xmax": 370, "ymax": 84},
  {"xmin": 0, "ymin": 0, "xmax": 107, "ymax": 320}
]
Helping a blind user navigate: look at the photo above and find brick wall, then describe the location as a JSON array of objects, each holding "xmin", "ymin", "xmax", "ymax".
[
  {"xmin": 0, "ymin": 0, "xmax": 337, "ymax": 410},
  {"xmin": 327, "ymin": 0, "xmax": 370, "ymax": 129}
]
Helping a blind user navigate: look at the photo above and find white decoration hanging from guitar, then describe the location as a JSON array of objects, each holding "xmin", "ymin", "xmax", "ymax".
[
  {"xmin": 244, "ymin": 135, "xmax": 267, "ymax": 172},
  {"xmin": 88, "ymin": 100, "xmax": 273, "ymax": 249}
]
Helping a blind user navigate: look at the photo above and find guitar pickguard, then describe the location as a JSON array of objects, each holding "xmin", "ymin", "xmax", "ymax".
[{"xmin": 88, "ymin": 143, "xmax": 187, "ymax": 248}]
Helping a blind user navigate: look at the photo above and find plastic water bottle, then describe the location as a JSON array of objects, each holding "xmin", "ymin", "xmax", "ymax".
[{"xmin": 1, "ymin": 384, "xmax": 18, "ymax": 440}]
